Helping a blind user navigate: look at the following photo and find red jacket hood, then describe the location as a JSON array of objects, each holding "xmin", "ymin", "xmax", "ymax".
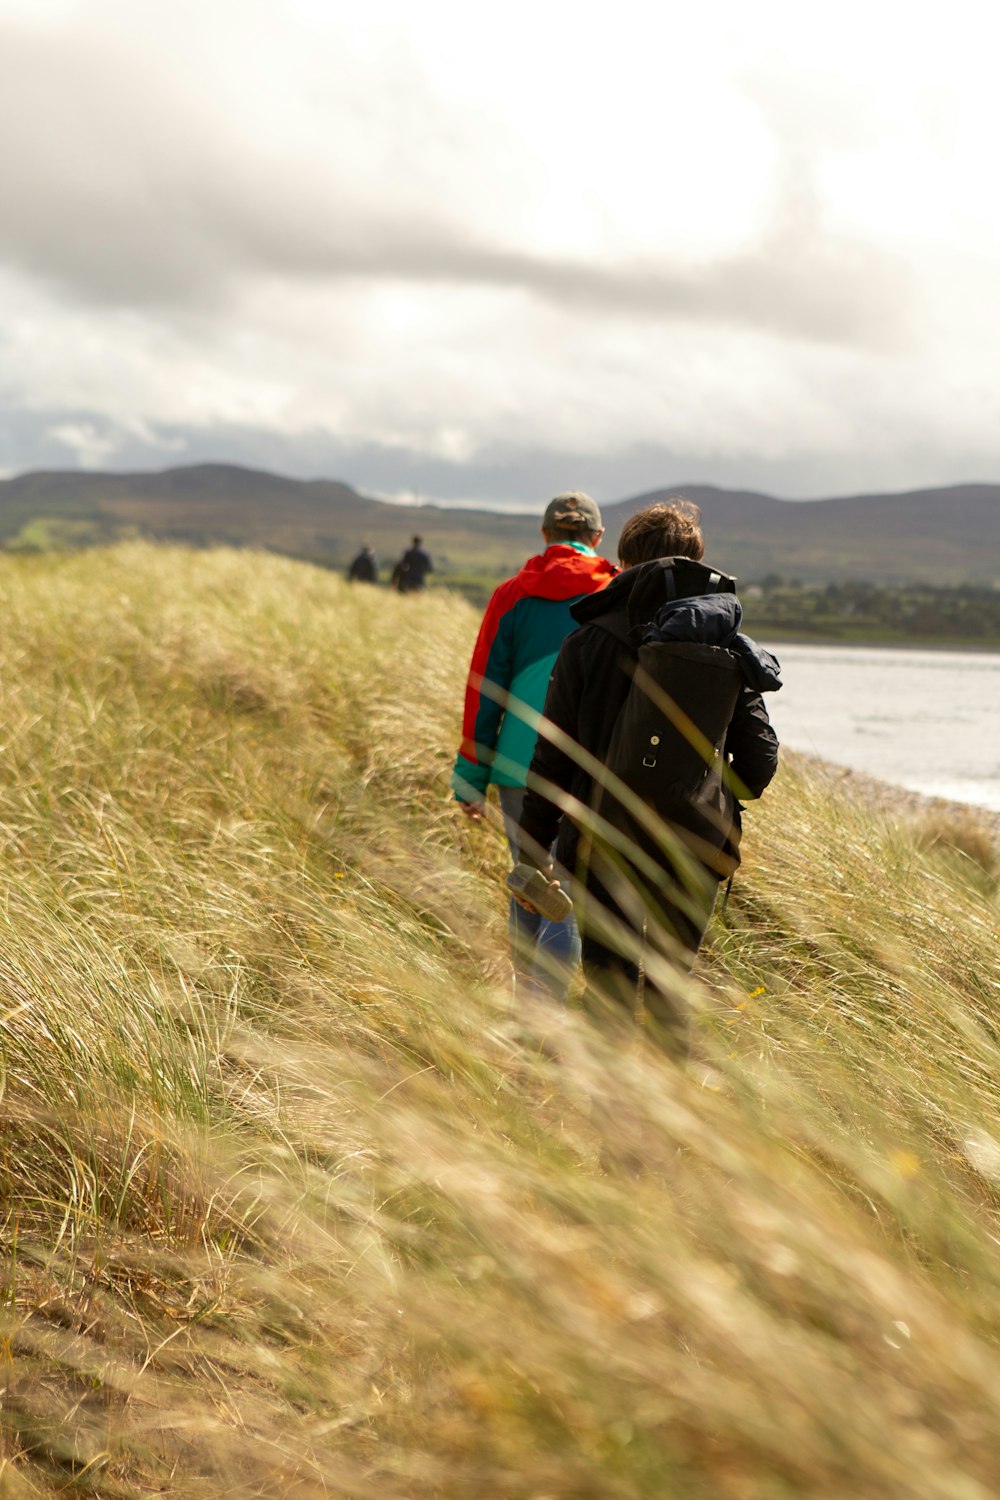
[{"xmin": 510, "ymin": 545, "xmax": 617, "ymax": 602}]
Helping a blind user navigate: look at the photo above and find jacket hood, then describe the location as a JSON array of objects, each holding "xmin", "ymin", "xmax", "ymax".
[
  {"xmin": 512, "ymin": 545, "xmax": 617, "ymax": 602},
  {"xmin": 571, "ymin": 556, "xmax": 737, "ymax": 627}
]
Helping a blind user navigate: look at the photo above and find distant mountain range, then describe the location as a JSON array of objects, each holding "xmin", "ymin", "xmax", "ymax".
[{"xmin": 0, "ymin": 464, "xmax": 997, "ymax": 586}]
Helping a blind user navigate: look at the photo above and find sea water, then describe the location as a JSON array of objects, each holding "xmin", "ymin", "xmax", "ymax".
[{"xmin": 761, "ymin": 642, "xmax": 1000, "ymax": 813}]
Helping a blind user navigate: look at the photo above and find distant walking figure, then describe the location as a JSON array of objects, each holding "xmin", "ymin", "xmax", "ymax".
[
  {"xmin": 394, "ymin": 536, "xmax": 433, "ymax": 593},
  {"xmin": 347, "ymin": 544, "xmax": 378, "ymax": 584}
]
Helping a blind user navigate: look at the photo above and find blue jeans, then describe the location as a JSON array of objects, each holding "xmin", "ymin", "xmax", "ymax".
[{"xmin": 498, "ymin": 785, "xmax": 581, "ymax": 1002}]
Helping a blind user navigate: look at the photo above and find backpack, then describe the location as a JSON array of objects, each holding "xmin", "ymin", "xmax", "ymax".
[{"xmin": 590, "ymin": 560, "xmax": 745, "ymax": 883}]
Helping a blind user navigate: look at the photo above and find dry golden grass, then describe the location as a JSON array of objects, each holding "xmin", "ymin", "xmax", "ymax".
[
  {"xmin": 912, "ymin": 808, "xmax": 999, "ymax": 883},
  {"xmin": 0, "ymin": 544, "xmax": 998, "ymax": 1497}
]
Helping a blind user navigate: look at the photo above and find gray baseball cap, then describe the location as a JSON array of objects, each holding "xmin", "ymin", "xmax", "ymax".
[{"xmin": 542, "ymin": 490, "xmax": 603, "ymax": 533}]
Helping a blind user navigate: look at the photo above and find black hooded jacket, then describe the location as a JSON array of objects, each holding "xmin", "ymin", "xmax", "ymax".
[{"xmin": 518, "ymin": 557, "xmax": 780, "ymax": 876}]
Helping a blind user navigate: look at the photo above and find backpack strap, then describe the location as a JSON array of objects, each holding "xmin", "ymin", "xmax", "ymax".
[
  {"xmin": 662, "ymin": 561, "xmax": 724, "ymax": 595},
  {"xmin": 598, "ymin": 560, "xmax": 727, "ymax": 644}
]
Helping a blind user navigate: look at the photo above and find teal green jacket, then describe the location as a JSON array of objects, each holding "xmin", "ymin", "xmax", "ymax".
[{"xmin": 452, "ymin": 543, "xmax": 616, "ymax": 800}]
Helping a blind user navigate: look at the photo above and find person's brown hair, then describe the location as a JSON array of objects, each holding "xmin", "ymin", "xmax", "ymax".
[{"xmin": 617, "ymin": 499, "xmax": 704, "ymax": 567}]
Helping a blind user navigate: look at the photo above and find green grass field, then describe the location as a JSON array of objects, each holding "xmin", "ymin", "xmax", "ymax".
[{"xmin": 1, "ymin": 544, "xmax": 999, "ymax": 1497}]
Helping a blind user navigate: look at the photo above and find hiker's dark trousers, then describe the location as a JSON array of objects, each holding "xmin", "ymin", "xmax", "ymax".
[{"xmin": 576, "ymin": 860, "xmax": 718, "ymax": 1061}]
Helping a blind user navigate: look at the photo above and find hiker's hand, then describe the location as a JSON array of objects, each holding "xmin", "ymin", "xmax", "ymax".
[
  {"xmin": 511, "ymin": 863, "xmax": 556, "ymax": 915},
  {"xmin": 459, "ymin": 800, "xmax": 486, "ymax": 821}
]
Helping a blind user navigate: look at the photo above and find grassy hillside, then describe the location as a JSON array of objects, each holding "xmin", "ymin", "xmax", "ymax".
[
  {"xmin": 608, "ymin": 482, "xmax": 1000, "ymax": 587},
  {"xmin": 0, "ymin": 465, "xmax": 542, "ymax": 583},
  {"xmin": 1, "ymin": 545, "xmax": 999, "ymax": 1497},
  {"xmin": 4, "ymin": 463, "xmax": 1000, "ymax": 589}
]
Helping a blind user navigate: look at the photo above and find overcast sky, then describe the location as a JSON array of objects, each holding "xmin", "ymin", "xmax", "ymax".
[{"xmin": 1, "ymin": 0, "xmax": 999, "ymax": 506}]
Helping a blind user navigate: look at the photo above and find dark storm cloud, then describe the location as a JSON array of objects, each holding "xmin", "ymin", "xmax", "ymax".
[{"xmin": 0, "ymin": 19, "xmax": 910, "ymax": 349}]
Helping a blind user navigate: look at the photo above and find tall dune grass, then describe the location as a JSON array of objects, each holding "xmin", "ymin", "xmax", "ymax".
[{"xmin": 0, "ymin": 543, "xmax": 999, "ymax": 1497}]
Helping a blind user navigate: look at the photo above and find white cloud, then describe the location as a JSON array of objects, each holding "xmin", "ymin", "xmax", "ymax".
[
  {"xmin": 48, "ymin": 420, "xmax": 118, "ymax": 468},
  {"xmin": 0, "ymin": 0, "xmax": 999, "ymax": 495}
]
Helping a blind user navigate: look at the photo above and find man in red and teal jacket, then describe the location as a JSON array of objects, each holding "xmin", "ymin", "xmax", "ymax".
[{"xmin": 452, "ymin": 492, "xmax": 616, "ymax": 1000}]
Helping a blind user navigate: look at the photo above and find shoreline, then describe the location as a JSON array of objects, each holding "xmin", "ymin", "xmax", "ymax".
[
  {"xmin": 755, "ymin": 635, "xmax": 1000, "ymax": 656},
  {"xmin": 791, "ymin": 750, "xmax": 1000, "ymax": 847}
]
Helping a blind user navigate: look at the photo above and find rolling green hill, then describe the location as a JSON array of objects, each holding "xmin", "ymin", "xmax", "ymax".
[
  {"xmin": 2, "ymin": 463, "xmax": 999, "ymax": 586},
  {"xmin": 1, "ymin": 542, "xmax": 1000, "ymax": 1495},
  {"xmin": 0, "ymin": 463, "xmax": 536, "ymax": 578},
  {"xmin": 611, "ymin": 481, "xmax": 1000, "ymax": 587}
]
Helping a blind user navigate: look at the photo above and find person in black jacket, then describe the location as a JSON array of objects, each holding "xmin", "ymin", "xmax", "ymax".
[
  {"xmin": 347, "ymin": 544, "xmax": 378, "ymax": 583},
  {"xmin": 394, "ymin": 536, "xmax": 434, "ymax": 592},
  {"xmin": 515, "ymin": 500, "xmax": 780, "ymax": 1055}
]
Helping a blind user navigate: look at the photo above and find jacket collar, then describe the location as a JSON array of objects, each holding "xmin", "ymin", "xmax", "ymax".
[{"xmin": 571, "ymin": 556, "xmax": 736, "ymax": 626}]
